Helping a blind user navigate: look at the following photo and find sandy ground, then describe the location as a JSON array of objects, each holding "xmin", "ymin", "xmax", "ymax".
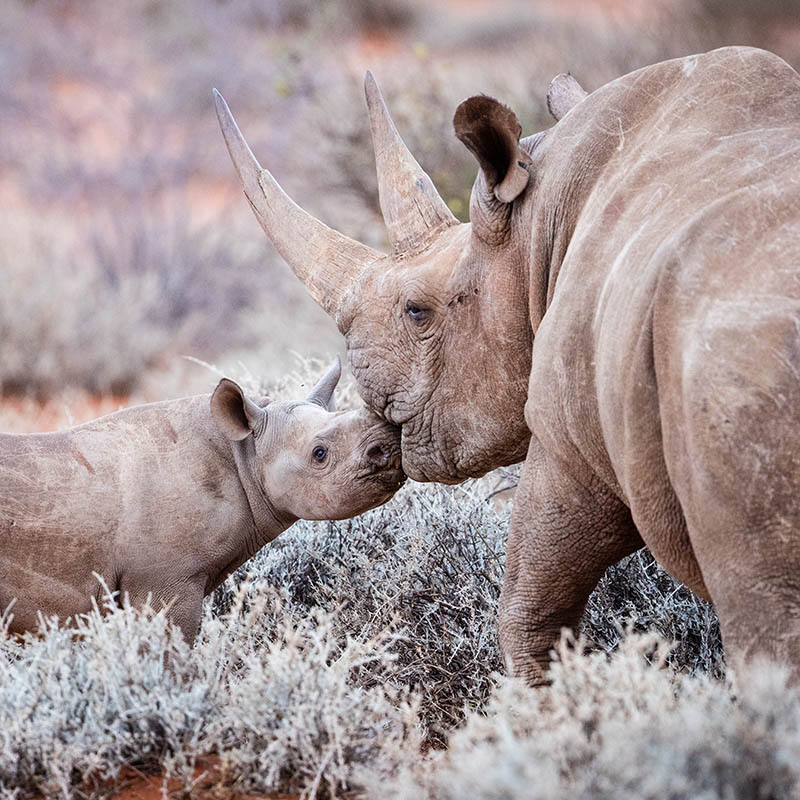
[{"xmin": 106, "ymin": 757, "xmax": 302, "ymax": 800}]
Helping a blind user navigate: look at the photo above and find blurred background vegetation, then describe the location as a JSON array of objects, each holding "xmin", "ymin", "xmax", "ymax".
[{"xmin": 3, "ymin": 0, "xmax": 800, "ymax": 427}]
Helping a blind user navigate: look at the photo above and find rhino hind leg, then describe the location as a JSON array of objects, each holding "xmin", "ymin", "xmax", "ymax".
[
  {"xmin": 670, "ymin": 305, "xmax": 800, "ymax": 680},
  {"xmin": 708, "ymin": 567, "xmax": 800, "ymax": 682},
  {"xmin": 499, "ymin": 435, "xmax": 642, "ymax": 684},
  {"xmin": 680, "ymin": 451, "xmax": 800, "ymax": 681}
]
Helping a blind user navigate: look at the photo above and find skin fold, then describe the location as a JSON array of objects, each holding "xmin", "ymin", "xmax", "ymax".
[
  {"xmin": 0, "ymin": 359, "xmax": 404, "ymax": 641},
  {"xmin": 217, "ymin": 46, "xmax": 800, "ymax": 683}
]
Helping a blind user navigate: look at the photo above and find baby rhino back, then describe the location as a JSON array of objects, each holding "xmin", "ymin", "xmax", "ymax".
[{"xmin": 0, "ymin": 397, "xmax": 225, "ymax": 633}]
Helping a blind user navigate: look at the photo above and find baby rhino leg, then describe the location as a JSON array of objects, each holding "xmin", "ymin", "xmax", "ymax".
[{"xmin": 120, "ymin": 574, "xmax": 207, "ymax": 645}]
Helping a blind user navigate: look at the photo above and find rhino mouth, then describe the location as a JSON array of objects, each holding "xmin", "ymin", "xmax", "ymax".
[
  {"xmin": 400, "ymin": 458, "xmax": 460, "ymax": 485},
  {"xmin": 357, "ymin": 437, "xmax": 406, "ymax": 489},
  {"xmin": 358, "ymin": 466, "xmax": 406, "ymax": 496},
  {"xmin": 398, "ymin": 421, "xmax": 465, "ymax": 485},
  {"xmin": 382, "ymin": 467, "xmax": 407, "ymax": 489},
  {"xmin": 371, "ymin": 453, "xmax": 406, "ymax": 488}
]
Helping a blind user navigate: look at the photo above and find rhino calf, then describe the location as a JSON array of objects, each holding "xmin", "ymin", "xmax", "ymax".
[{"xmin": 0, "ymin": 358, "xmax": 404, "ymax": 640}]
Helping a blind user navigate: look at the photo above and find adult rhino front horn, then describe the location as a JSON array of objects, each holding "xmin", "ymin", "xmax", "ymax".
[
  {"xmin": 215, "ymin": 47, "xmax": 800, "ymax": 686},
  {"xmin": 213, "ymin": 73, "xmax": 460, "ymax": 313}
]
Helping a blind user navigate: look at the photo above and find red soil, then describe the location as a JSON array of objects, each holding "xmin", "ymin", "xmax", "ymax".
[
  {"xmin": 0, "ymin": 394, "xmax": 131, "ymax": 434},
  {"xmin": 105, "ymin": 757, "xmax": 300, "ymax": 800}
]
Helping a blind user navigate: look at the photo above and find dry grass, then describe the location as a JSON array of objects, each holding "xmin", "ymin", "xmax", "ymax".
[
  {"xmin": 0, "ymin": 588, "xmax": 413, "ymax": 800},
  {"xmin": 367, "ymin": 634, "xmax": 800, "ymax": 800}
]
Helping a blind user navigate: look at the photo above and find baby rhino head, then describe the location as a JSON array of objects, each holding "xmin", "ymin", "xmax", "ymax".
[{"xmin": 210, "ymin": 358, "xmax": 404, "ymax": 521}]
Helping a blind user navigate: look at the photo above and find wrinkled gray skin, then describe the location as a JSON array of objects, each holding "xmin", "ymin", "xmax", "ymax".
[
  {"xmin": 0, "ymin": 359, "xmax": 403, "ymax": 641},
  {"xmin": 217, "ymin": 47, "xmax": 800, "ymax": 683}
]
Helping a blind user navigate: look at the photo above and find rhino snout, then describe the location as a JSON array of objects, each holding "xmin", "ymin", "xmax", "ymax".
[
  {"xmin": 363, "ymin": 437, "xmax": 405, "ymax": 486},
  {"xmin": 365, "ymin": 442, "xmax": 400, "ymax": 470}
]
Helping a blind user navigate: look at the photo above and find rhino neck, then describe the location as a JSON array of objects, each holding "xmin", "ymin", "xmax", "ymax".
[
  {"xmin": 231, "ymin": 437, "xmax": 296, "ymax": 551},
  {"xmin": 526, "ymin": 70, "xmax": 674, "ymax": 326}
]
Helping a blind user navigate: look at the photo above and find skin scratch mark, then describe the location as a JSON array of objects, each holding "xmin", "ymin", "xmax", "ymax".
[
  {"xmin": 165, "ymin": 420, "xmax": 178, "ymax": 444},
  {"xmin": 70, "ymin": 443, "xmax": 95, "ymax": 475},
  {"xmin": 594, "ymin": 220, "xmax": 649, "ymax": 328}
]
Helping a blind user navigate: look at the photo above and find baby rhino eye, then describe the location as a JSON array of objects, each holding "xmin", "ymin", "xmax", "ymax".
[{"xmin": 312, "ymin": 445, "xmax": 328, "ymax": 463}]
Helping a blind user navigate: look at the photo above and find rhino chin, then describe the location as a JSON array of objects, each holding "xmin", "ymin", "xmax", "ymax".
[{"xmin": 400, "ymin": 445, "xmax": 464, "ymax": 485}]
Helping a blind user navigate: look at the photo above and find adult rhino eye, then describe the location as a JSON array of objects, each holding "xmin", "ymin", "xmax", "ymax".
[
  {"xmin": 405, "ymin": 301, "xmax": 429, "ymax": 323},
  {"xmin": 312, "ymin": 445, "xmax": 328, "ymax": 463}
]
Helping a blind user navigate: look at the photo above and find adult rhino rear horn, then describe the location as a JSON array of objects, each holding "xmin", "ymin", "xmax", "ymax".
[
  {"xmin": 213, "ymin": 74, "xmax": 460, "ymax": 315},
  {"xmin": 363, "ymin": 71, "xmax": 458, "ymax": 253}
]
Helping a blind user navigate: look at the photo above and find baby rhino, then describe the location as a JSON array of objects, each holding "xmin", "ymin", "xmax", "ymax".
[{"xmin": 0, "ymin": 358, "xmax": 403, "ymax": 641}]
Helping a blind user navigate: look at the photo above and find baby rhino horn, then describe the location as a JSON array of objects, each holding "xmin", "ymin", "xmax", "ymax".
[{"xmin": 306, "ymin": 357, "xmax": 341, "ymax": 412}]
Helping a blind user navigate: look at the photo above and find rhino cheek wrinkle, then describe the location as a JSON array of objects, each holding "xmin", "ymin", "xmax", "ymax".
[
  {"xmin": 0, "ymin": 357, "xmax": 402, "ymax": 642},
  {"xmin": 217, "ymin": 47, "xmax": 800, "ymax": 684}
]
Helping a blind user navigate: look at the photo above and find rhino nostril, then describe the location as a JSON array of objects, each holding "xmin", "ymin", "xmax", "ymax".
[{"xmin": 366, "ymin": 443, "xmax": 391, "ymax": 468}]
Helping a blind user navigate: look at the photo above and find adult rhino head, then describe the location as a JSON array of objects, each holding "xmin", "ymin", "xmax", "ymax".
[{"xmin": 213, "ymin": 75, "xmax": 566, "ymax": 483}]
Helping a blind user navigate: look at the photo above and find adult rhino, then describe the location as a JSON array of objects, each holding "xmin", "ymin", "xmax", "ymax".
[{"xmin": 215, "ymin": 46, "xmax": 800, "ymax": 683}]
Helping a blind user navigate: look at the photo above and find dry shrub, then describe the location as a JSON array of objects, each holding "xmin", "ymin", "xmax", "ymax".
[
  {"xmin": 214, "ymin": 481, "xmax": 508, "ymax": 742},
  {"xmin": 0, "ymin": 208, "xmax": 269, "ymax": 396},
  {"xmin": 0, "ymin": 453, "xmax": 781, "ymax": 799},
  {"xmin": 206, "ymin": 597, "xmax": 415, "ymax": 798},
  {"xmin": 0, "ymin": 0, "xmax": 346, "ymax": 396},
  {"xmin": 368, "ymin": 634, "xmax": 800, "ymax": 800},
  {"xmin": 583, "ymin": 548, "xmax": 723, "ymax": 677},
  {"xmin": 6, "ymin": 0, "xmax": 800, "ymax": 395},
  {"xmin": 213, "ymin": 470, "xmax": 723, "ymax": 743},
  {"xmin": 0, "ymin": 589, "xmax": 413, "ymax": 800}
]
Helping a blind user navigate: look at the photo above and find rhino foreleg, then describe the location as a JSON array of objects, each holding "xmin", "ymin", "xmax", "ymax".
[
  {"xmin": 166, "ymin": 582, "xmax": 206, "ymax": 645},
  {"xmin": 120, "ymin": 574, "xmax": 207, "ymax": 645},
  {"xmin": 499, "ymin": 436, "xmax": 641, "ymax": 684}
]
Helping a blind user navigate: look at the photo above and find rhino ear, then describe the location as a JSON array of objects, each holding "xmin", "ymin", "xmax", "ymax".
[
  {"xmin": 306, "ymin": 357, "xmax": 341, "ymax": 412},
  {"xmin": 453, "ymin": 95, "xmax": 531, "ymax": 204},
  {"xmin": 211, "ymin": 378, "xmax": 266, "ymax": 441},
  {"xmin": 547, "ymin": 73, "xmax": 588, "ymax": 122}
]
